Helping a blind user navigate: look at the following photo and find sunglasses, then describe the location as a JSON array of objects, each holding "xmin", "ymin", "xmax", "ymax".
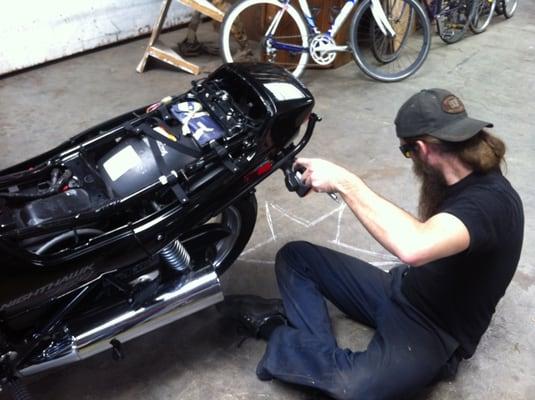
[{"xmin": 399, "ymin": 143, "xmax": 417, "ymax": 159}]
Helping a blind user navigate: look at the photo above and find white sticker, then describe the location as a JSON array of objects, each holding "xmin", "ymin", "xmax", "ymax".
[
  {"xmin": 103, "ymin": 145, "xmax": 141, "ymax": 181},
  {"xmin": 263, "ymin": 82, "xmax": 305, "ymax": 101},
  {"xmin": 177, "ymin": 101, "xmax": 203, "ymax": 112}
]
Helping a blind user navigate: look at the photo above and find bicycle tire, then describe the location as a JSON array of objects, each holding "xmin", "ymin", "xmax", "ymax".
[
  {"xmin": 350, "ymin": 0, "xmax": 431, "ymax": 82},
  {"xmin": 219, "ymin": 0, "xmax": 310, "ymax": 78},
  {"xmin": 370, "ymin": 4, "xmax": 414, "ymax": 63},
  {"xmin": 495, "ymin": 0, "xmax": 504, "ymax": 14},
  {"xmin": 469, "ymin": 0, "xmax": 496, "ymax": 33},
  {"xmin": 502, "ymin": 0, "xmax": 518, "ymax": 18},
  {"xmin": 437, "ymin": 0, "xmax": 475, "ymax": 44}
]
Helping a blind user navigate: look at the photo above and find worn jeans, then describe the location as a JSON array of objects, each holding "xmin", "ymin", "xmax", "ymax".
[{"xmin": 256, "ymin": 241, "xmax": 461, "ymax": 400}]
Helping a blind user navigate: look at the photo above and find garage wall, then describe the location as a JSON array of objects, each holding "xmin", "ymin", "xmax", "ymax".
[{"xmin": 0, "ymin": 0, "xmax": 192, "ymax": 75}]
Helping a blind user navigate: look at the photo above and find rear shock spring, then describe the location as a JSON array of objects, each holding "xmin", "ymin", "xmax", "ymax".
[{"xmin": 160, "ymin": 239, "xmax": 190, "ymax": 273}]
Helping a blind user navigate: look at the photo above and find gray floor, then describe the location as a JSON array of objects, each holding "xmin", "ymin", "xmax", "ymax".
[{"xmin": 0, "ymin": 3, "xmax": 534, "ymax": 399}]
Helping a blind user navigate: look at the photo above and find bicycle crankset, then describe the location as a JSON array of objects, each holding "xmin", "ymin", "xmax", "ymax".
[{"xmin": 309, "ymin": 34, "xmax": 337, "ymax": 66}]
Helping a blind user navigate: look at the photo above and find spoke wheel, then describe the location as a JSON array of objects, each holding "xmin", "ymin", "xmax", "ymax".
[
  {"xmin": 350, "ymin": 0, "xmax": 431, "ymax": 82},
  {"xmin": 370, "ymin": 4, "xmax": 414, "ymax": 63},
  {"xmin": 502, "ymin": 0, "xmax": 518, "ymax": 18},
  {"xmin": 220, "ymin": 0, "xmax": 310, "ymax": 78},
  {"xmin": 437, "ymin": 0, "xmax": 475, "ymax": 44},
  {"xmin": 470, "ymin": 0, "xmax": 496, "ymax": 33}
]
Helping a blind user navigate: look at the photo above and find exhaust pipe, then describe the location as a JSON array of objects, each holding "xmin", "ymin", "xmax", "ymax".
[{"xmin": 19, "ymin": 265, "xmax": 223, "ymax": 376}]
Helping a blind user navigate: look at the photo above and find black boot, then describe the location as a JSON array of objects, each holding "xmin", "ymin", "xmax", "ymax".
[{"xmin": 216, "ymin": 294, "xmax": 288, "ymax": 340}]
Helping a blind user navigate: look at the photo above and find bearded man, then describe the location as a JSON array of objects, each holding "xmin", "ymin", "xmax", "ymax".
[{"xmin": 219, "ymin": 89, "xmax": 524, "ymax": 399}]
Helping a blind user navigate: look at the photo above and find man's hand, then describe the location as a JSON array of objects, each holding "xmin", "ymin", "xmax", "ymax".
[{"xmin": 294, "ymin": 158, "xmax": 357, "ymax": 195}]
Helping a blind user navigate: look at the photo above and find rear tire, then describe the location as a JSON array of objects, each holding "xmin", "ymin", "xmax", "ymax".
[
  {"xmin": 350, "ymin": 0, "xmax": 431, "ymax": 82},
  {"xmin": 186, "ymin": 194, "xmax": 258, "ymax": 276},
  {"xmin": 437, "ymin": 0, "xmax": 475, "ymax": 44},
  {"xmin": 469, "ymin": 0, "xmax": 496, "ymax": 33},
  {"xmin": 502, "ymin": 0, "xmax": 518, "ymax": 18}
]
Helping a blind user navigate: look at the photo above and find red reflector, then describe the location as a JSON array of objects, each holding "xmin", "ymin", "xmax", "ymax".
[
  {"xmin": 244, "ymin": 161, "xmax": 273, "ymax": 183},
  {"xmin": 256, "ymin": 161, "xmax": 272, "ymax": 176}
]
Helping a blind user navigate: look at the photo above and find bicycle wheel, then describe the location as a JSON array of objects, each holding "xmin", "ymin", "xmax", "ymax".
[
  {"xmin": 219, "ymin": 0, "xmax": 310, "ymax": 78},
  {"xmin": 502, "ymin": 0, "xmax": 518, "ymax": 18},
  {"xmin": 437, "ymin": 0, "xmax": 475, "ymax": 44},
  {"xmin": 495, "ymin": 0, "xmax": 504, "ymax": 14},
  {"xmin": 350, "ymin": 0, "xmax": 431, "ymax": 82},
  {"xmin": 470, "ymin": 0, "xmax": 496, "ymax": 33},
  {"xmin": 370, "ymin": 4, "xmax": 414, "ymax": 63}
]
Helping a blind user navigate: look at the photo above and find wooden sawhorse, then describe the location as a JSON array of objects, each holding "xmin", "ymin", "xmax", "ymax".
[{"xmin": 136, "ymin": 0, "xmax": 224, "ymax": 75}]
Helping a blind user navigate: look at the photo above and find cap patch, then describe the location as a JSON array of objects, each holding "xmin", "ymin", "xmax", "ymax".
[{"xmin": 442, "ymin": 95, "xmax": 465, "ymax": 114}]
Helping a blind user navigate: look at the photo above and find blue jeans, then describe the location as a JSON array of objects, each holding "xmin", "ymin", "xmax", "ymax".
[{"xmin": 256, "ymin": 241, "xmax": 461, "ymax": 400}]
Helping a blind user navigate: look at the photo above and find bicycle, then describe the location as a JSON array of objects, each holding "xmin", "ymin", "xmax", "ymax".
[
  {"xmin": 219, "ymin": 0, "xmax": 432, "ymax": 82},
  {"xmin": 469, "ymin": 0, "xmax": 519, "ymax": 38},
  {"xmin": 470, "ymin": 0, "xmax": 496, "ymax": 34},
  {"xmin": 420, "ymin": 0, "xmax": 478, "ymax": 44},
  {"xmin": 496, "ymin": 0, "xmax": 518, "ymax": 18}
]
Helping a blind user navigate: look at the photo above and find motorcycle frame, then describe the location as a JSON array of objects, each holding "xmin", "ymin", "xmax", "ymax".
[
  {"xmin": 0, "ymin": 63, "xmax": 319, "ymax": 383},
  {"xmin": 0, "ymin": 112, "xmax": 319, "ymax": 378}
]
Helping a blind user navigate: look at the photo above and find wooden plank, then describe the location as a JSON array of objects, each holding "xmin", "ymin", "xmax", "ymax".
[
  {"xmin": 138, "ymin": 0, "xmax": 208, "ymax": 75},
  {"xmin": 179, "ymin": 0, "xmax": 225, "ymax": 22},
  {"xmin": 137, "ymin": 0, "xmax": 226, "ymax": 75},
  {"xmin": 148, "ymin": 40, "xmax": 201, "ymax": 74}
]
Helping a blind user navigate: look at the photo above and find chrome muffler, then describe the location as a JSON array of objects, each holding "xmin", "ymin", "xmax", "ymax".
[{"xmin": 19, "ymin": 265, "xmax": 223, "ymax": 376}]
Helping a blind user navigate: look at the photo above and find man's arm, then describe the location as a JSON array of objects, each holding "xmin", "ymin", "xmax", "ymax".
[{"xmin": 296, "ymin": 158, "xmax": 470, "ymax": 266}]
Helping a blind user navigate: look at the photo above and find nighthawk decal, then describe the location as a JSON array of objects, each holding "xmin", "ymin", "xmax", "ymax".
[{"xmin": 0, "ymin": 265, "xmax": 95, "ymax": 312}]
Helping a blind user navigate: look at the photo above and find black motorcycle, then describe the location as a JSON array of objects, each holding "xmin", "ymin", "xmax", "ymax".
[{"xmin": 0, "ymin": 63, "xmax": 317, "ymax": 398}]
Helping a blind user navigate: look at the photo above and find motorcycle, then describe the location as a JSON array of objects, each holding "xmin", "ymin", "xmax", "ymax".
[{"xmin": 0, "ymin": 63, "xmax": 317, "ymax": 398}]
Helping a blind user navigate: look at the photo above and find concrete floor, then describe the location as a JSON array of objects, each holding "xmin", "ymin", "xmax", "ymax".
[{"xmin": 0, "ymin": 3, "xmax": 534, "ymax": 399}]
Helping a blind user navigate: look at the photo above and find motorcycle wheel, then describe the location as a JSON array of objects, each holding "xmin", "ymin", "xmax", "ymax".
[{"xmin": 189, "ymin": 194, "xmax": 257, "ymax": 275}]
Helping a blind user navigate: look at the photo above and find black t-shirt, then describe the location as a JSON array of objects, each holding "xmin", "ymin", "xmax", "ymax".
[{"xmin": 401, "ymin": 170, "xmax": 524, "ymax": 358}]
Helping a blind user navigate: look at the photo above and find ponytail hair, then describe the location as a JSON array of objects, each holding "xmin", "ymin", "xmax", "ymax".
[
  {"xmin": 410, "ymin": 130, "xmax": 506, "ymax": 173},
  {"xmin": 454, "ymin": 130, "xmax": 506, "ymax": 173}
]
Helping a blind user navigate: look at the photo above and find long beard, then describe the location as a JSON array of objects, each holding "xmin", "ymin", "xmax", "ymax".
[{"xmin": 412, "ymin": 157, "xmax": 448, "ymax": 221}]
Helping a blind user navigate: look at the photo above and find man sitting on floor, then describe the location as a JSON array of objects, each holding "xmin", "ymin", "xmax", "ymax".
[{"xmin": 219, "ymin": 89, "xmax": 524, "ymax": 400}]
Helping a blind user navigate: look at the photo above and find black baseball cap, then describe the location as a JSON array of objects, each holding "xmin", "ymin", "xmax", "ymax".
[{"xmin": 395, "ymin": 89, "xmax": 493, "ymax": 142}]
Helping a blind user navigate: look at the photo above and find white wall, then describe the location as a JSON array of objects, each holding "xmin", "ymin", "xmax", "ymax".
[{"xmin": 0, "ymin": 0, "xmax": 192, "ymax": 75}]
